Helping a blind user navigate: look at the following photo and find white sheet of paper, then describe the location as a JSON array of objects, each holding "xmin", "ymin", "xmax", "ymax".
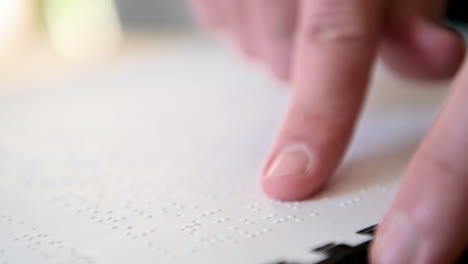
[{"xmin": 0, "ymin": 39, "xmax": 448, "ymax": 264}]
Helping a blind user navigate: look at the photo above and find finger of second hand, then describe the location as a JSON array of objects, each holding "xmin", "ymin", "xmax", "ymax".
[
  {"xmin": 188, "ymin": 0, "xmax": 226, "ymax": 30},
  {"xmin": 261, "ymin": 0, "xmax": 384, "ymax": 201},
  {"xmin": 217, "ymin": 0, "xmax": 257, "ymax": 58},
  {"xmin": 371, "ymin": 60, "xmax": 468, "ymax": 264},
  {"xmin": 248, "ymin": 0, "xmax": 298, "ymax": 81}
]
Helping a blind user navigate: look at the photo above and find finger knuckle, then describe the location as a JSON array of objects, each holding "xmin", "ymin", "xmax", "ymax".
[{"xmin": 297, "ymin": 102, "xmax": 357, "ymax": 130}]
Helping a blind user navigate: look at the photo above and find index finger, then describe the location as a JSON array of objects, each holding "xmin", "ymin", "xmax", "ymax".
[{"xmin": 262, "ymin": 0, "xmax": 384, "ymax": 201}]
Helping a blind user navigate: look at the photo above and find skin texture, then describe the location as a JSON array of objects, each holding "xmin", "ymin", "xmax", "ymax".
[{"xmin": 189, "ymin": 0, "xmax": 467, "ymax": 263}]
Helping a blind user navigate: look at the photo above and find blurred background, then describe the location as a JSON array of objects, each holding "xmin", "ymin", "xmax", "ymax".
[
  {"xmin": 0, "ymin": 0, "xmax": 197, "ymax": 84},
  {"xmin": 114, "ymin": 0, "xmax": 192, "ymax": 29},
  {"xmin": 1, "ymin": 0, "xmax": 467, "ymax": 86}
]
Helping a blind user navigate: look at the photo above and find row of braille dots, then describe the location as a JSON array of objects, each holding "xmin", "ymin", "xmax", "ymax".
[
  {"xmin": 269, "ymin": 200, "xmax": 303, "ymax": 210},
  {"xmin": 338, "ymin": 197, "xmax": 362, "ymax": 207},
  {"xmin": 65, "ymin": 201, "xmax": 134, "ymax": 228},
  {"xmin": 54, "ymin": 195, "xmax": 164, "ymax": 242},
  {"xmin": 194, "ymin": 235, "xmax": 239, "ymax": 246},
  {"xmin": 11, "ymin": 229, "xmax": 62, "ymax": 248},
  {"xmin": 9, "ymin": 229, "xmax": 66, "ymax": 262},
  {"xmin": 196, "ymin": 208, "xmax": 223, "ymax": 218},
  {"xmin": 59, "ymin": 197, "xmax": 163, "ymax": 240},
  {"xmin": 127, "ymin": 207, "xmax": 155, "ymax": 219},
  {"xmin": 260, "ymin": 214, "xmax": 305, "ymax": 224},
  {"xmin": 4, "ymin": 215, "xmax": 95, "ymax": 264},
  {"xmin": 228, "ymin": 226, "xmax": 272, "ymax": 239},
  {"xmin": 125, "ymin": 226, "xmax": 157, "ymax": 239},
  {"xmin": 59, "ymin": 197, "xmax": 158, "ymax": 233},
  {"xmin": 180, "ymin": 216, "xmax": 231, "ymax": 235},
  {"xmin": 180, "ymin": 220, "xmax": 205, "ymax": 235}
]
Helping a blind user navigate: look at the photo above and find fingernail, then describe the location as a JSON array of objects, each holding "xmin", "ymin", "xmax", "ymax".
[
  {"xmin": 372, "ymin": 213, "xmax": 420, "ymax": 264},
  {"xmin": 266, "ymin": 144, "xmax": 312, "ymax": 179}
]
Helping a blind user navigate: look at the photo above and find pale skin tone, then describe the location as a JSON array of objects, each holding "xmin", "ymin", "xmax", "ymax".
[{"xmin": 189, "ymin": 0, "xmax": 467, "ymax": 263}]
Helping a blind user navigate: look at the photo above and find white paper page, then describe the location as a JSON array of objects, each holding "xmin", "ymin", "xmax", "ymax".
[{"xmin": 0, "ymin": 39, "xmax": 447, "ymax": 264}]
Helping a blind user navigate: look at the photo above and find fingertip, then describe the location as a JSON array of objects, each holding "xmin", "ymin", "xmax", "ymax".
[
  {"xmin": 260, "ymin": 143, "xmax": 326, "ymax": 201},
  {"xmin": 262, "ymin": 175, "xmax": 322, "ymax": 201}
]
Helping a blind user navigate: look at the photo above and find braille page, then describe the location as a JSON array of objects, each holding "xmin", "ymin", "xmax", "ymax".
[{"xmin": 0, "ymin": 39, "xmax": 448, "ymax": 264}]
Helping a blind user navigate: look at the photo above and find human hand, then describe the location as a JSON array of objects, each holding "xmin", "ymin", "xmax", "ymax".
[{"xmin": 189, "ymin": 0, "xmax": 467, "ymax": 263}]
